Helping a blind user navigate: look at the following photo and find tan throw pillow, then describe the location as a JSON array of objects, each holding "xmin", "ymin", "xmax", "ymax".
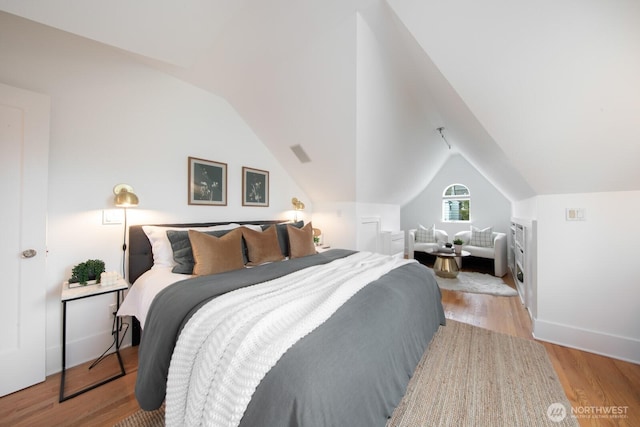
[
  {"xmin": 288, "ymin": 222, "xmax": 317, "ymax": 259},
  {"xmin": 242, "ymin": 225, "xmax": 285, "ymax": 265},
  {"xmin": 188, "ymin": 228, "xmax": 244, "ymax": 276}
]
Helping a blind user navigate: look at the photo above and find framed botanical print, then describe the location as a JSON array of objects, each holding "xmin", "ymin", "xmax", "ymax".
[
  {"xmin": 188, "ymin": 157, "xmax": 227, "ymax": 205},
  {"xmin": 242, "ymin": 166, "xmax": 269, "ymax": 207}
]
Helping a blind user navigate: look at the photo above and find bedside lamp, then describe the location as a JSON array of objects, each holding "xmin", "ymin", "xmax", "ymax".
[
  {"xmin": 114, "ymin": 184, "xmax": 139, "ymax": 208},
  {"xmin": 113, "ymin": 184, "xmax": 139, "ymax": 277}
]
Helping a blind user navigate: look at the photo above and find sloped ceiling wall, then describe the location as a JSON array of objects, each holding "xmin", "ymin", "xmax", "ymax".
[
  {"xmin": 184, "ymin": 9, "xmax": 361, "ymax": 203},
  {"xmin": 388, "ymin": 0, "xmax": 640, "ymax": 195},
  {"xmin": 355, "ymin": 3, "xmax": 534, "ymax": 204},
  {"xmin": 0, "ymin": 0, "xmax": 249, "ymax": 67},
  {"xmin": 1, "ymin": 0, "xmax": 637, "ymax": 203},
  {"xmin": 356, "ymin": 6, "xmax": 450, "ymax": 205}
]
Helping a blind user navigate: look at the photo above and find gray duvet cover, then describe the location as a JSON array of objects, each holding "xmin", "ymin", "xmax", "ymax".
[{"xmin": 136, "ymin": 249, "xmax": 445, "ymax": 426}]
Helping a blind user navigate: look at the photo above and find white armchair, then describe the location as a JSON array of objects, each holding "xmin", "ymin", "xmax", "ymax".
[
  {"xmin": 453, "ymin": 230, "xmax": 508, "ymax": 277},
  {"xmin": 407, "ymin": 228, "xmax": 448, "ymax": 259}
]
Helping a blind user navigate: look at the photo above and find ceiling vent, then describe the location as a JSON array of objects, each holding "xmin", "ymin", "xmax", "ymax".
[{"xmin": 290, "ymin": 144, "xmax": 311, "ymax": 163}]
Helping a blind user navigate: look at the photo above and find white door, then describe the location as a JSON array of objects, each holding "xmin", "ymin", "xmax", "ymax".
[
  {"xmin": 0, "ymin": 83, "xmax": 50, "ymax": 396},
  {"xmin": 358, "ymin": 217, "xmax": 381, "ymax": 253}
]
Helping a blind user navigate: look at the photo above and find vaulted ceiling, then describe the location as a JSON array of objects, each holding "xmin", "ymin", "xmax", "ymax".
[{"xmin": 1, "ymin": 0, "xmax": 638, "ymax": 204}]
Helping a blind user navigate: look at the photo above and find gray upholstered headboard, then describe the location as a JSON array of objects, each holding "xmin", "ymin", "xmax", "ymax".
[{"xmin": 127, "ymin": 220, "xmax": 284, "ymax": 344}]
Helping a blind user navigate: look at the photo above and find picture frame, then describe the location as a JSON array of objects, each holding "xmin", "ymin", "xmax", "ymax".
[
  {"xmin": 242, "ymin": 166, "xmax": 269, "ymax": 207},
  {"xmin": 188, "ymin": 156, "xmax": 227, "ymax": 206}
]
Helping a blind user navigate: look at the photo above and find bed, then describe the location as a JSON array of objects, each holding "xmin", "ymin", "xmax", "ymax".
[{"xmin": 119, "ymin": 220, "xmax": 445, "ymax": 427}]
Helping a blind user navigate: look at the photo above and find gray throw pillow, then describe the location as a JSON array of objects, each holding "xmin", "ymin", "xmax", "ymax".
[{"xmin": 261, "ymin": 221, "xmax": 304, "ymax": 257}]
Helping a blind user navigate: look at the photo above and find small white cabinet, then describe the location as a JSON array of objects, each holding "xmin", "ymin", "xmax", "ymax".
[{"xmin": 380, "ymin": 230, "xmax": 405, "ymax": 259}]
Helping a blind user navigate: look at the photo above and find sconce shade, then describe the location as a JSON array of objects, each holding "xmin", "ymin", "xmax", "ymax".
[
  {"xmin": 291, "ymin": 197, "xmax": 305, "ymax": 211},
  {"xmin": 313, "ymin": 227, "xmax": 321, "ymax": 237},
  {"xmin": 113, "ymin": 184, "xmax": 139, "ymax": 207}
]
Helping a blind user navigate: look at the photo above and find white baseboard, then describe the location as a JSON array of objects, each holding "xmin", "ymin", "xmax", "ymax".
[
  {"xmin": 533, "ymin": 318, "xmax": 640, "ymax": 365},
  {"xmin": 46, "ymin": 327, "xmax": 132, "ymax": 376}
]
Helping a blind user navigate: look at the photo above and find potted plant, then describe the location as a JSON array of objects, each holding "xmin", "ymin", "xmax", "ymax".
[
  {"xmin": 69, "ymin": 259, "xmax": 105, "ymax": 286},
  {"xmin": 453, "ymin": 238, "xmax": 464, "ymax": 255}
]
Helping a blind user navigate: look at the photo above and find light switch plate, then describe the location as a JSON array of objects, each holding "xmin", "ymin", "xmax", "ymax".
[
  {"xmin": 566, "ymin": 208, "xmax": 585, "ymax": 221},
  {"xmin": 102, "ymin": 209, "xmax": 124, "ymax": 225}
]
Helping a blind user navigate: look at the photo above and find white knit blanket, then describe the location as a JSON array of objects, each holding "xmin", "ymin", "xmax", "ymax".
[{"xmin": 165, "ymin": 252, "xmax": 414, "ymax": 427}]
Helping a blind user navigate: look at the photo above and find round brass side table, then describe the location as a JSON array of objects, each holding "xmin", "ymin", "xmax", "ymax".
[{"xmin": 431, "ymin": 250, "xmax": 471, "ymax": 278}]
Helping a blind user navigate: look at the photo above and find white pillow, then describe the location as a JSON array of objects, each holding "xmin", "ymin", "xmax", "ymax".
[
  {"xmin": 242, "ymin": 224, "xmax": 264, "ymax": 231},
  {"xmin": 470, "ymin": 226, "xmax": 494, "ymax": 247},
  {"xmin": 415, "ymin": 224, "xmax": 436, "ymax": 243},
  {"xmin": 142, "ymin": 223, "xmax": 241, "ymax": 268}
]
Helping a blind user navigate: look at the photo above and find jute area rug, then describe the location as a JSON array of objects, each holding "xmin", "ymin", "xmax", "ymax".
[
  {"xmin": 115, "ymin": 320, "xmax": 576, "ymax": 427},
  {"xmin": 388, "ymin": 320, "xmax": 577, "ymax": 427},
  {"xmin": 432, "ymin": 269, "xmax": 518, "ymax": 297}
]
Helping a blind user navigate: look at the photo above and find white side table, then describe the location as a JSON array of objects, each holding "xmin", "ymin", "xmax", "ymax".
[
  {"xmin": 59, "ymin": 279, "xmax": 129, "ymax": 402},
  {"xmin": 381, "ymin": 230, "xmax": 405, "ymax": 258}
]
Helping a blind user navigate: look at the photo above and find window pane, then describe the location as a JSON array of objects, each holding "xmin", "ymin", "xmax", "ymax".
[
  {"xmin": 443, "ymin": 200, "xmax": 469, "ymax": 221},
  {"xmin": 442, "ymin": 184, "xmax": 470, "ymax": 221},
  {"xmin": 459, "ymin": 200, "xmax": 469, "ymax": 220},
  {"xmin": 444, "ymin": 184, "xmax": 469, "ymax": 196}
]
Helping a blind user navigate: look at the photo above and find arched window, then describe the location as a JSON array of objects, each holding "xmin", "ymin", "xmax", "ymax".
[{"xmin": 442, "ymin": 184, "xmax": 470, "ymax": 221}]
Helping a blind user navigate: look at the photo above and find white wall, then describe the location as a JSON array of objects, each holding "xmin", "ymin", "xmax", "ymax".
[
  {"xmin": 0, "ymin": 13, "xmax": 309, "ymax": 374},
  {"xmin": 532, "ymin": 191, "xmax": 640, "ymax": 363},
  {"xmin": 312, "ymin": 202, "xmax": 400, "ymax": 252},
  {"xmin": 512, "ymin": 191, "xmax": 640, "ymax": 363},
  {"xmin": 307, "ymin": 13, "xmax": 414, "ymax": 253},
  {"xmin": 401, "ymin": 154, "xmax": 512, "ymax": 238},
  {"xmin": 512, "ymin": 196, "xmax": 538, "ymax": 219},
  {"xmin": 357, "ymin": 203, "xmax": 400, "ymax": 233},
  {"xmin": 312, "ymin": 202, "xmax": 357, "ymax": 250}
]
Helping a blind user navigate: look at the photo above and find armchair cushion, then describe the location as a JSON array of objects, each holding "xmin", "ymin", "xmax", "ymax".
[
  {"xmin": 454, "ymin": 229, "xmax": 508, "ymax": 277},
  {"xmin": 470, "ymin": 226, "xmax": 494, "ymax": 247},
  {"xmin": 415, "ymin": 224, "xmax": 436, "ymax": 243},
  {"xmin": 407, "ymin": 227, "xmax": 448, "ymax": 260}
]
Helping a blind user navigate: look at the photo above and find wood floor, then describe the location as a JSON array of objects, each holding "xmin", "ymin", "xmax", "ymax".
[
  {"xmin": 1, "ymin": 271, "xmax": 638, "ymax": 427},
  {"xmin": 441, "ymin": 271, "xmax": 640, "ymax": 427}
]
